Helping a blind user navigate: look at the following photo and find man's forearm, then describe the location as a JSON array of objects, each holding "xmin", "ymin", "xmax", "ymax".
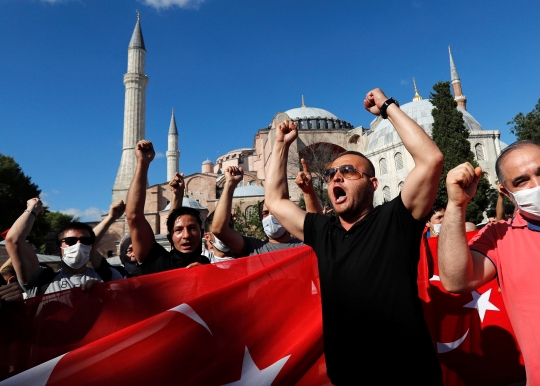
[
  {"xmin": 387, "ymin": 104, "xmax": 442, "ymax": 165},
  {"xmin": 169, "ymin": 187, "xmax": 184, "ymax": 212},
  {"xmin": 126, "ymin": 162, "xmax": 149, "ymax": 221},
  {"xmin": 4, "ymin": 211, "xmax": 40, "ymax": 284},
  {"xmin": 496, "ymin": 193, "xmax": 505, "ymax": 221},
  {"xmin": 303, "ymin": 188, "xmax": 323, "ymax": 214},
  {"xmin": 211, "ymin": 183, "xmax": 235, "ymax": 235},
  {"xmin": 438, "ymin": 203, "xmax": 475, "ymax": 292},
  {"xmin": 265, "ymin": 142, "xmax": 290, "ymax": 207}
]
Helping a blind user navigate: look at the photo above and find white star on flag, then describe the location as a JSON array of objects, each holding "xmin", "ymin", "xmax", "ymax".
[
  {"xmin": 463, "ymin": 289, "xmax": 499, "ymax": 322},
  {"xmin": 222, "ymin": 347, "xmax": 290, "ymax": 386}
]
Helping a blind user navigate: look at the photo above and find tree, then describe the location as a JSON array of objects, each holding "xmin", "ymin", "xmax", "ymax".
[
  {"xmin": 233, "ymin": 202, "xmax": 266, "ymax": 240},
  {"xmin": 507, "ymin": 99, "xmax": 540, "ymax": 142},
  {"xmin": 430, "ymin": 81, "xmax": 496, "ymax": 223},
  {"xmin": 38, "ymin": 211, "xmax": 78, "ymax": 254}
]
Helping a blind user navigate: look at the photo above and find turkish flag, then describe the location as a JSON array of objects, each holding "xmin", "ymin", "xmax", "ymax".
[{"xmin": 419, "ymin": 231, "xmax": 526, "ymax": 386}]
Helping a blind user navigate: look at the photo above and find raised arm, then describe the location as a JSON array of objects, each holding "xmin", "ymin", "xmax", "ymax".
[
  {"xmin": 210, "ymin": 166, "xmax": 246, "ymax": 257},
  {"xmin": 168, "ymin": 172, "xmax": 185, "ymax": 212},
  {"xmin": 295, "ymin": 158, "xmax": 323, "ymax": 214},
  {"xmin": 265, "ymin": 121, "xmax": 307, "ymax": 241},
  {"xmin": 365, "ymin": 89, "xmax": 443, "ymax": 220},
  {"xmin": 90, "ymin": 200, "xmax": 125, "ymax": 267},
  {"xmin": 438, "ymin": 163, "xmax": 496, "ymax": 293},
  {"xmin": 4, "ymin": 198, "xmax": 44, "ymax": 284},
  {"xmin": 126, "ymin": 140, "xmax": 156, "ymax": 264},
  {"xmin": 495, "ymin": 190, "xmax": 505, "ymax": 221}
]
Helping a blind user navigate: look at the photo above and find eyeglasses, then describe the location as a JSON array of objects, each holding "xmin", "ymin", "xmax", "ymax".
[
  {"xmin": 323, "ymin": 164, "xmax": 371, "ymax": 182},
  {"xmin": 61, "ymin": 237, "xmax": 93, "ymax": 246}
]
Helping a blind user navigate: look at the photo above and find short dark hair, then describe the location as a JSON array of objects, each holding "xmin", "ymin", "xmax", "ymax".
[
  {"xmin": 258, "ymin": 200, "xmax": 265, "ymax": 221},
  {"xmin": 333, "ymin": 151, "xmax": 376, "ymax": 177},
  {"xmin": 495, "ymin": 140, "xmax": 540, "ymax": 185},
  {"xmin": 428, "ymin": 200, "xmax": 446, "ymax": 220},
  {"xmin": 56, "ymin": 222, "xmax": 96, "ymax": 246},
  {"xmin": 167, "ymin": 207, "xmax": 203, "ymax": 234}
]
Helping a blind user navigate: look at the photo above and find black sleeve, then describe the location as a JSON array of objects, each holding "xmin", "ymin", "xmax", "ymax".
[{"xmin": 94, "ymin": 256, "xmax": 113, "ymax": 282}]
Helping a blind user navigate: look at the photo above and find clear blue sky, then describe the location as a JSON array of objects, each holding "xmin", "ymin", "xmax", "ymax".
[{"xmin": 1, "ymin": 0, "xmax": 539, "ymax": 221}]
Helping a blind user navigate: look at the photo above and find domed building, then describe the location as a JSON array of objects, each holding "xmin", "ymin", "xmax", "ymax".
[{"xmin": 101, "ymin": 18, "xmax": 505, "ymax": 256}]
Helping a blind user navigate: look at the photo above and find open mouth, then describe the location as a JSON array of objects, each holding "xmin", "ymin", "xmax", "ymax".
[{"xmin": 333, "ymin": 186, "xmax": 347, "ymax": 204}]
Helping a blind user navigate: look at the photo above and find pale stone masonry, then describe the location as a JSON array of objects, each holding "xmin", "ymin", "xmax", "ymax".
[{"xmin": 112, "ymin": 16, "xmax": 149, "ymax": 204}]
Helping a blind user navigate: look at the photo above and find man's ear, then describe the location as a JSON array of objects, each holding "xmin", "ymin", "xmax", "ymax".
[
  {"xmin": 499, "ymin": 184, "xmax": 512, "ymax": 200},
  {"xmin": 166, "ymin": 233, "xmax": 172, "ymax": 244},
  {"xmin": 370, "ymin": 177, "xmax": 379, "ymax": 192}
]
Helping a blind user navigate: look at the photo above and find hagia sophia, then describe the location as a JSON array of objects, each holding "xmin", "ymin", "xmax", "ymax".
[{"xmin": 98, "ymin": 17, "xmax": 505, "ymax": 256}]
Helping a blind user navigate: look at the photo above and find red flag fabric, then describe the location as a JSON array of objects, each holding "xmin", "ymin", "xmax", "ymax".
[
  {"xmin": 419, "ymin": 231, "xmax": 526, "ymax": 386},
  {"xmin": 0, "ymin": 238, "xmax": 528, "ymax": 385}
]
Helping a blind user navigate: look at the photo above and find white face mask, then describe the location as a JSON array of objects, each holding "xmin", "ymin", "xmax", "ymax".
[
  {"xmin": 62, "ymin": 243, "xmax": 92, "ymax": 269},
  {"xmin": 262, "ymin": 215, "xmax": 287, "ymax": 239},
  {"xmin": 433, "ymin": 223, "xmax": 442, "ymax": 235},
  {"xmin": 211, "ymin": 234, "xmax": 230, "ymax": 253},
  {"xmin": 508, "ymin": 185, "xmax": 540, "ymax": 221}
]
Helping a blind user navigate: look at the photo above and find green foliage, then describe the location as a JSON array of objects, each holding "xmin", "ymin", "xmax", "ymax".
[
  {"xmin": 507, "ymin": 99, "xmax": 540, "ymax": 142},
  {"xmin": 430, "ymin": 82, "xmax": 496, "ymax": 223},
  {"xmin": 233, "ymin": 202, "xmax": 266, "ymax": 240},
  {"xmin": 38, "ymin": 211, "xmax": 78, "ymax": 253}
]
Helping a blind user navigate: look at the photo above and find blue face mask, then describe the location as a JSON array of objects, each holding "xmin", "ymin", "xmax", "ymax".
[{"xmin": 262, "ymin": 215, "xmax": 287, "ymax": 239}]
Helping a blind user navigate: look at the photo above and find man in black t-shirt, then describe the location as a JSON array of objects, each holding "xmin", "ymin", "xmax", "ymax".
[
  {"xmin": 126, "ymin": 140, "xmax": 209, "ymax": 275},
  {"xmin": 265, "ymin": 88, "xmax": 444, "ymax": 384}
]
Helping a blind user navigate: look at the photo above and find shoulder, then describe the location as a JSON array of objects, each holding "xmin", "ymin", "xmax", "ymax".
[{"xmin": 142, "ymin": 242, "xmax": 169, "ymax": 264}]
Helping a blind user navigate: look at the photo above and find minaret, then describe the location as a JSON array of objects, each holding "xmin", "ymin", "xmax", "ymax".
[
  {"xmin": 412, "ymin": 78, "xmax": 423, "ymax": 101},
  {"xmin": 448, "ymin": 46, "xmax": 467, "ymax": 110},
  {"xmin": 112, "ymin": 14, "xmax": 149, "ymax": 203},
  {"xmin": 166, "ymin": 108, "xmax": 180, "ymax": 181}
]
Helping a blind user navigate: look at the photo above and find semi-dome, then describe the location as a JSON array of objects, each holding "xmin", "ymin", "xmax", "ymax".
[
  {"xmin": 367, "ymin": 99, "xmax": 485, "ymax": 152},
  {"xmin": 232, "ymin": 185, "xmax": 264, "ymax": 198},
  {"xmin": 182, "ymin": 197, "xmax": 206, "ymax": 210}
]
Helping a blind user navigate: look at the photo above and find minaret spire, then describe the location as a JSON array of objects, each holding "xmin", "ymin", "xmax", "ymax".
[
  {"xmin": 412, "ymin": 78, "xmax": 423, "ymax": 101},
  {"xmin": 448, "ymin": 46, "xmax": 467, "ymax": 110},
  {"xmin": 112, "ymin": 16, "xmax": 150, "ymax": 203},
  {"xmin": 167, "ymin": 108, "xmax": 180, "ymax": 182},
  {"xmin": 301, "ymin": 95, "xmax": 306, "ymax": 108}
]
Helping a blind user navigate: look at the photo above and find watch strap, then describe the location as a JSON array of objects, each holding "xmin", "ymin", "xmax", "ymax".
[{"xmin": 380, "ymin": 98, "xmax": 399, "ymax": 119}]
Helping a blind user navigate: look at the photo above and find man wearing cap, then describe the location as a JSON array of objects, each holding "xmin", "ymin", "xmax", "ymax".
[
  {"xmin": 5, "ymin": 198, "xmax": 123, "ymax": 297},
  {"xmin": 264, "ymin": 88, "xmax": 444, "ymax": 384}
]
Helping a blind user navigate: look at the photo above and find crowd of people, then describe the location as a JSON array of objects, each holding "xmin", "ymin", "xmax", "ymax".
[{"xmin": 1, "ymin": 87, "xmax": 538, "ymax": 384}]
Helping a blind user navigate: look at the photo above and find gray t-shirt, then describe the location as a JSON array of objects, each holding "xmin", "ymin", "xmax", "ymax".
[
  {"xmin": 22, "ymin": 266, "xmax": 122, "ymax": 298},
  {"xmin": 242, "ymin": 236, "xmax": 304, "ymax": 256}
]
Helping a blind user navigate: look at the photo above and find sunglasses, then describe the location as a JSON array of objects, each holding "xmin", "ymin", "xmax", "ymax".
[
  {"xmin": 61, "ymin": 237, "xmax": 93, "ymax": 246},
  {"xmin": 324, "ymin": 164, "xmax": 371, "ymax": 182}
]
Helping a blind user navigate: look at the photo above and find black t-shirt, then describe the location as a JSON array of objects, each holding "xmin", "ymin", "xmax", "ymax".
[
  {"xmin": 140, "ymin": 242, "xmax": 210, "ymax": 275},
  {"xmin": 304, "ymin": 194, "xmax": 441, "ymax": 385}
]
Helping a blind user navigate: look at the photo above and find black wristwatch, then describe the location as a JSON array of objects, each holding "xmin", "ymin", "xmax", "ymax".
[{"xmin": 379, "ymin": 98, "xmax": 399, "ymax": 119}]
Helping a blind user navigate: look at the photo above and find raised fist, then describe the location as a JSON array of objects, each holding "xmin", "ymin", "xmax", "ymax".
[
  {"xmin": 446, "ymin": 162, "xmax": 483, "ymax": 207},
  {"xmin": 135, "ymin": 140, "xmax": 155, "ymax": 163},
  {"xmin": 109, "ymin": 200, "xmax": 126, "ymax": 220},
  {"xmin": 169, "ymin": 172, "xmax": 185, "ymax": 196},
  {"xmin": 295, "ymin": 158, "xmax": 313, "ymax": 193},
  {"xmin": 364, "ymin": 88, "xmax": 389, "ymax": 116},
  {"xmin": 225, "ymin": 166, "xmax": 244, "ymax": 188},
  {"xmin": 275, "ymin": 120, "xmax": 298, "ymax": 145},
  {"xmin": 26, "ymin": 197, "xmax": 44, "ymax": 216}
]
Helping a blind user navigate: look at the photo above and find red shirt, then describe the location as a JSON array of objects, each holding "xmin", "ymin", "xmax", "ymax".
[{"xmin": 469, "ymin": 212, "xmax": 540, "ymax": 384}]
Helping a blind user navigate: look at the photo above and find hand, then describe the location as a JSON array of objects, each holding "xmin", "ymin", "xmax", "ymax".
[
  {"xmin": 295, "ymin": 158, "xmax": 313, "ymax": 193},
  {"xmin": 27, "ymin": 197, "xmax": 44, "ymax": 216},
  {"xmin": 225, "ymin": 166, "xmax": 244, "ymax": 188},
  {"xmin": 109, "ymin": 200, "xmax": 125, "ymax": 220},
  {"xmin": 186, "ymin": 262, "xmax": 203, "ymax": 269},
  {"xmin": 364, "ymin": 88, "xmax": 389, "ymax": 116},
  {"xmin": 81, "ymin": 278, "xmax": 102, "ymax": 292},
  {"xmin": 275, "ymin": 120, "xmax": 298, "ymax": 145},
  {"xmin": 169, "ymin": 172, "xmax": 185, "ymax": 195},
  {"xmin": 0, "ymin": 282, "xmax": 24, "ymax": 302},
  {"xmin": 135, "ymin": 140, "xmax": 155, "ymax": 164},
  {"xmin": 322, "ymin": 205, "xmax": 334, "ymax": 215},
  {"xmin": 446, "ymin": 162, "xmax": 483, "ymax": 207}
]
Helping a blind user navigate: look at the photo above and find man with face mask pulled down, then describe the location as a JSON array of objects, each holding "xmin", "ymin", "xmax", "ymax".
[
  {"xmin": 5, "ymin": 198, "xmax": 123, "ymax": 298},
  {"xmin": 210, "ymin": 166, "xmax": 305, "ymax": 258},
  {"xmin": 438, "ymin": 140, "xmax": 540, "ymax": 383}
]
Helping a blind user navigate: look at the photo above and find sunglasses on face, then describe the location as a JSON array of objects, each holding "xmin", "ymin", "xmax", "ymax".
[
  {"xmin": 323, "ymin": 164, "xmax": 371, "ymax": 182},
  {"xmin": 61, "ymin": 237, "xmax": 93, "ymax": 246}
]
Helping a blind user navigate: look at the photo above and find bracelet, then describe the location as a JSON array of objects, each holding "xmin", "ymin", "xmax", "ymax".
[{"xmin": 24, "ymin": 209, "xmax": 37, "ymax": 218}]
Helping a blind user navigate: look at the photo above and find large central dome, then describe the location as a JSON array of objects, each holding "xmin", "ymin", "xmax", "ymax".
[
  {"xmin": 274, "ymin": 99, "xmax": 353, "ymax": 130},
  {"xmin": 285, "ymin": 107, "xmax": 338, "ymax": 120}
]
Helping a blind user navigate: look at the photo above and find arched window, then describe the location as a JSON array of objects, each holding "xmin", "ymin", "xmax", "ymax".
[
  {"xmin": 398, "ymin": 181, "xmax": 404, "ymax": 192},
  {"xmin": 475, "ymin": 143, "xmax": 485, "ymax": 161},
  {"xmin": 379, "ymin": 158, "xmax": 388, "ymax": 175},
  {"xmin": 383, "ymin": 186, "xmax": 391, "ymax": 202},
  {"xmin": 394, "ymin": 152, "xmax": 404, "ymax": 170},
  {"xmin": 245, "ymin": 205, "xmax": 258, "ymax": 219}
]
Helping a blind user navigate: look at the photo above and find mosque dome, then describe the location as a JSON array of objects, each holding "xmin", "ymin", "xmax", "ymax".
[
  {"xmin": 367, "ymin": 99, "xmax": 484, "ymax": 152},
  {"xmin": 181, "ymin": 197, "xmax": 206, "ymax": 210},
  {"xmin": 202, "ymin": 159, "xmax": 213, "ymax": 165},
  {"xmin": 232, "ymin": 185, "xmax": 265, "ymax": 198}
]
